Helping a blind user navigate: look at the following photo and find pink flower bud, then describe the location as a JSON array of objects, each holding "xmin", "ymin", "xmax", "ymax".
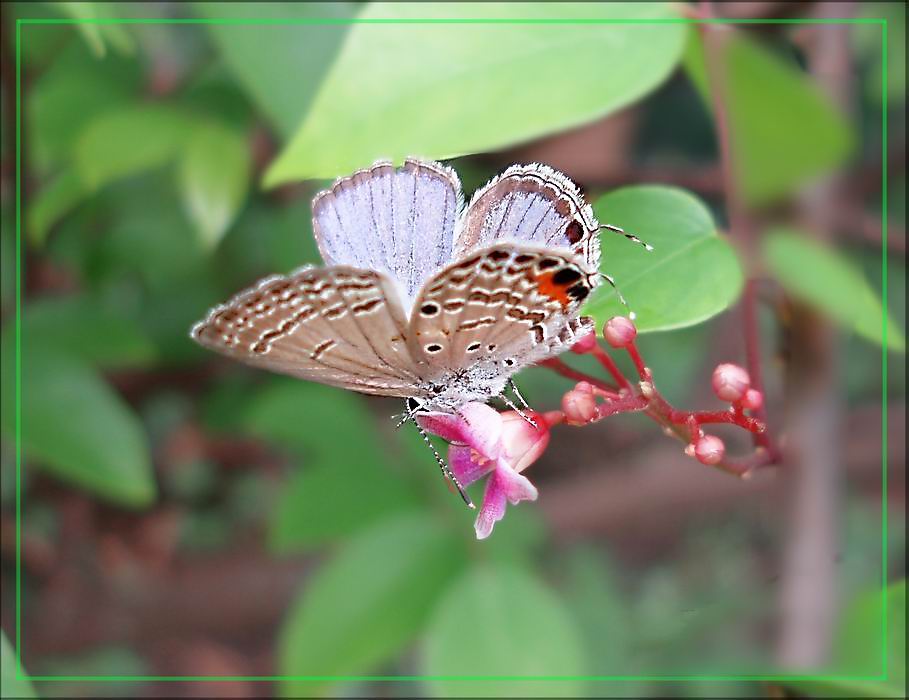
[
  {"xmin": 694, "ymin": 435, "xmax": 725, "ymax": 465},
  {"xmin": 711, "ymin": 363, "xmax": 751, "ymax": 402},
  {"xmin": 570, "ymin": 331, "xmax": 598, "ymax": 354},
  {"xmin": 562, "ymin": 384, "xmax": 598, "ymax": 425},
  {"xmin": 740, "ymin": 388, "xmax": 763, "ymax": 411},
  {"xmin": 603, "ymin": 316, "xmax": 637, "ymax": 348}
]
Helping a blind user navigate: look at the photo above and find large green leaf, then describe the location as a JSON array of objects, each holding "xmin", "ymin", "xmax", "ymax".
[
  {"xmin": 195, "ymin": 2, "xmax": 353, "ymax": 137},
  {"xmin": 278, "ymin": 512, "xmax": 466, "ymax": 695},
  {"xmin": 73, "ymin": 105, "xmax": 191, "ymax": 191},
  {"xmin": 178, "ymin": 121, "xmax": 251, "ymax": 249},
  {"xmin": 584, "ymin": 185, "xmax": 744, "ymax": 332},
  {"xmin": 1, "ymin": 631, "xmax": 37, "ymax": 700},
  {"xmin": 265, "ymin": 2, "xmax": 686, "ymax": 184},
  {"xmin": 763, "ymin": 228, "xmax": 905, "ymax": 351},
  {"xmin": 792, "ymin": 580, "xmax": 906, "ymax": 698},
  {"xmin": 243, "ymin": 381, "xmax": 419, "ymax": 552},
  {"xmin": 422, "ymin": 563, "xmax": 586, "ymax": 697},
  {"xmin": 0, "ymin": 344, "xmax": 155, "ymax": 508},
  {"xmin": 684, "ymin": 31, "xmax": 853, "ymax": 206}
]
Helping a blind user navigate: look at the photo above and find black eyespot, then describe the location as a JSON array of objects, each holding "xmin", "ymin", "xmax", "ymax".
[
  {"xmin": 503, "ymin": 358, "xmax": 515, "ymax": 367},
  {"xmin": 514, "ymin": 254, "xmax": 535, "ymax": 264},
  {"xmin": 420, "ymin": 303, "xmax": 440, "ymax": 316},
  {"xmin": 552, "ymin": 267, "xmax": 582, "ymax": 285},
  {"xmin": 565, "ymin": 220, "xmax": 584, "ymax": 244},
  {"xmin": 488, "ymin": 249, "xmax": 510, "ymax": 261},
  {"xmin": 425, "ymin": 343, "xmax": 443, "ymax": 353},
  {"xmin": 432, "ymin": 385, "xmax": 443, "ymax": 394},
  {"xmin": 538, "ymin": 257, "xmax": 560, "ymax": 271},
  {"xmin": 467, "ymin": 342, "xmax": 481, "ymax": 352},
  {"xmin": 487, "ymin": 344, "xmax": 497, "ymax": 352},
  {"xmin": 567, "ymin": 283, "xmax": 590, "ymax": 301}
]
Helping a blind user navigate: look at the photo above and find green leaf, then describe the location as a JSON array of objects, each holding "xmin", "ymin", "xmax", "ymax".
[
  {"xmin": 244, "ymin": 381, "xmax": 419, "ymax": 552},
  {"xmin": 278, "ymin": 512, "xmax": 466, "ymax": 695},
  {"xmin": 763, "ymin": 228, "xmax": 905, "ymax": 351},
  {"xmin": 26, "ymin": 170, "xmax": 90, "ymax": 246},
  {"xmin": 0, "ymin": 344, "xmax": 155, "ymax": 508},
  {"xmin": 17, "ymin": 294, "xmax": 156, "ymax": 370},
  {"xmin": 584, "ymin": 185, "xmax": 744, "ymax": 332},
  {"xmin": 684, "ymin": 31, "xmax": 853, "ymax": 206},
  {"xmin": 73, "ymin": 105, "xmax": 190, "ymax": 191},
  {"xmin": 28, "ymin": 37, "xmax": 139, "ymax": 174},
  {"xmin": 791, "ymin": 580, "xmax": 906, "ymax": 698},
  {"xmin": 178, "ymin": 121, "xmax": 251, "ymax": 250},
  {"xmin": 1, "ymin": 631, "xmax": 37, "ymax": 700},
  {"xmin": 265, "ymin": 2, "xmax": 686, "ymax": 184},
  {"xmin": 195, "ymin": 2, "xmax": 353, "ymax": 137},
  {"xmin": 422, "ymin": 562, "xmax": 586, "ymax": 697}
]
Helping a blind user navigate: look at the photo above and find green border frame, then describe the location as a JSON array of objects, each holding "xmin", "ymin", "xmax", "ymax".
[{"xmin": 11, "ymin": 12, "xmax": 892, "ymax": 689}]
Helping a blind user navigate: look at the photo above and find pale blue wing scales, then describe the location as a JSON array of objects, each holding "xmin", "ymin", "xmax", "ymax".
[
  {"xmin": 454, "ymin": 163, "xmax": 601, "ymax": 272},
  {"xmin": 312, "ymin": 158, "xmax": 463, "ymax": 306}
]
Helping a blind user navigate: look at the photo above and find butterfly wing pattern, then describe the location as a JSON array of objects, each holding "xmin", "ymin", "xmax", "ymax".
[
  {"xmin": 406, "ymin": 243, "xmax": 596, "ymax": 411},
  {"xmin": 192, "ymin": 158, "xmax": 601, "ymax": 412},
  {"xmin": 191, "ymin": 266, "xmax": 420, "ymax": 397}
]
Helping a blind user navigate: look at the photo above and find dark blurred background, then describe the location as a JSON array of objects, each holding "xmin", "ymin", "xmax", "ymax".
[{"xmin": 0, "ymin": 2, "xmax": 905, "ymax": 698}]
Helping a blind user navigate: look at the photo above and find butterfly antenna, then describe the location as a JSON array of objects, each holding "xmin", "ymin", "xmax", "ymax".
[
  {"xmin": 599, "ymin": 272, "xmax": 637, "ymax": 321},
  {"xmin": 600, "ymin": 223, "xmax": 654, "ymax": 252},
  {"xmin": 408, "ymin": 406, "xmax": 474, "ymax": 509}
]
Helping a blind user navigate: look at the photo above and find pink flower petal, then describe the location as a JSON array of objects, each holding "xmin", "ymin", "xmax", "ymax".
[
  {"xmin": 474, "ymin": 471, "xmax": 507, "ymax": 540},
  {"xmin": 448, "ymin": 445, "xmax": 495, "ymax": 487},
  {"xmin": 495, "ymin": 459, "xmax": 539, "ymax": 505},
  {"xmin": 473, "ymin": 462, "xmax": 539, "ymax": 539},
  {"xmin": 417, "ymin": 402, "xmax": 502, "ymax": 458}
]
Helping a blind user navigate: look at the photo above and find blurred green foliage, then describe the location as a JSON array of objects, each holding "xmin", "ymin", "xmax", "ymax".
[
  {"xmin": 684, "ymin": 29, "xmax": 853, "ymax": 206},
  {"xmin": 0, "ymin": 2, "xmax": 903, "ymax": 698}
]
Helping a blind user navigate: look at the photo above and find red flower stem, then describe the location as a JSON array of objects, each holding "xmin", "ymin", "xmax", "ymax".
[
  {"xmin": 590, "ymin": 344, "xmax": 633, "ymax": 391},
  {"xmin": 624, "ymin": 342, "xmax": 649, "ymax": 381},
  {"xmin": 596, "ymin": 394, "xmax": 650, "ymax": 419},
  {"xmin": 538, "ymin": 358, "xmax": 620, "ymax": 397}
]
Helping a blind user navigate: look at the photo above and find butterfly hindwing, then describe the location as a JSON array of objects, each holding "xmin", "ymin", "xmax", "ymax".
[
  {"xmin": 407, "ymin": 243, "xmax": 598, "ymax": 374},
  {"xmin": 191, "ymin": 266, "xmax": 421, "ymax": 396},
  {"xmin": 455, "ymin": 163, "xmax": 601, "ymax": 272}
]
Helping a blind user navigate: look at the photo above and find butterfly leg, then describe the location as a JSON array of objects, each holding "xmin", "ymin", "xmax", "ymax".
[
  {"xmin": 600, "ymin": 223, "xmax": 654, "ymax": 252},
  {"xmin": 499, "ymin": 390, "xmax": 539, "ymax": 429},
  {"xmin": 507, "ymin": 377, "xmax": 530, "ymax": 409},
  {"xmin": 407, "ymin": 401, "xmax": 475, "ymax": 509}
]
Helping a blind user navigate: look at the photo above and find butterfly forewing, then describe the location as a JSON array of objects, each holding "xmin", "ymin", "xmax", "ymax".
[
  {"xmin": 407, "ymin": 243, "xmax": 598, "ymax": 374},
  {"xmin": 191, "ymin": 266, "xmax": 422, "ymax": 396},
  {"xmin": 312, "ymin": 158, "xmax": 463, "ymax": 305},
  {"xmin": 455, "ymin": 163, "xmax": 601, "ymax": 272}
]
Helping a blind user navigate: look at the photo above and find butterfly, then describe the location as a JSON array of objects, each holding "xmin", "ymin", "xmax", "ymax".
[{"xmin": 191, "ymin": 158, "xmax": 626, "ymax": 505}]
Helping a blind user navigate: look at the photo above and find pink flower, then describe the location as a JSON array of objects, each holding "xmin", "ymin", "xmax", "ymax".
[{"xmin": 416, "ymin": 402, "xmax": 556, "ymax": 539}]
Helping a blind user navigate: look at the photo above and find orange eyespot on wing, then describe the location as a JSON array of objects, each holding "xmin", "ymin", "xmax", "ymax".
[{"xmin": 533, "ymin": 266, "xmax": 589, "ymax": 308}]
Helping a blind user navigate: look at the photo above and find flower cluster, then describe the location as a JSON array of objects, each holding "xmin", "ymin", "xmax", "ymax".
[{"xmin": 423, "ymin": 316, "xmax": 776, "ymax": 539}]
